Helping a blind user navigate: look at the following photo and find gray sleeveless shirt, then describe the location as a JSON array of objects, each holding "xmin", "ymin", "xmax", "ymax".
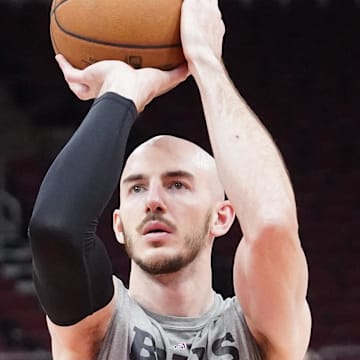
[{"xmin": 97, "ymin": 277, "xmax": 262, "ymax": 359}]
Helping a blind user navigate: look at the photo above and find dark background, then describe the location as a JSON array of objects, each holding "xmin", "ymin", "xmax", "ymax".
[{"xmin": 0, "ymin": 0, "xmax": 359, "ymax": 357}]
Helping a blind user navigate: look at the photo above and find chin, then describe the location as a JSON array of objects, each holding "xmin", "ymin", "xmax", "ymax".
[
  {"xmin": 134, "ymin": 252, "xmax": 189, "ymax": 275},
  {"xmin": 126, "ymin": 237, "xmax": 202, "ymax": 275}
]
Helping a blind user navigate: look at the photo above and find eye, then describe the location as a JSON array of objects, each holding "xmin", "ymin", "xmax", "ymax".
[
  {"xmin": 170, "ymin": 181, "xmax": 185, "ymax": 190},
  {"xmin": 131, "ymin": 184, "xmax": 146, "ymax": 193}
]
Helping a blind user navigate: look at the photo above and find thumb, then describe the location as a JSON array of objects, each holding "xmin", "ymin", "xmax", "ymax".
[
  {"xmin": 142, "ymin": 63, "xmax": 189, "ymax": 99},
  {"xmin": 55, "ymin": 54, "xmax": 87, "ymax": 85},
  {"xmin": 69, "ymin": 82, "xmax": 91, "ymax": 100},
  {"xmin": 136, "ymin": 64, "xmax": 189, "ymax": 112},
  {"xmin": 156, "ymin": 64, "xmax": 190, "ymax": 95}
]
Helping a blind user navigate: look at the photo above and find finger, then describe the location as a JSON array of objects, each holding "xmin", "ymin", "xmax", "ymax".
[
  {"xmin": 55, "ymin": 54, "xmax": 87, "ymax": 85},
  {"xmin": 55, "ymin": 54, "xmax": 75, "ymax": 74}
]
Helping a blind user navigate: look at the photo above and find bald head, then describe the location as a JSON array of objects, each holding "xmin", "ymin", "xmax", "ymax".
[{"xmin": 121, "ymin": 135, "xmax": 224, "ymax": 201}]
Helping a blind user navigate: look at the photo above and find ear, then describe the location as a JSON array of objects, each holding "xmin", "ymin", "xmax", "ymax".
[
  {"xmin": 210, "ymin": 200, "xmax": 236, "ymax": 238},
  {"xmin": 113, "ymin": 209, "xmax": 125, "ymax": 244}
]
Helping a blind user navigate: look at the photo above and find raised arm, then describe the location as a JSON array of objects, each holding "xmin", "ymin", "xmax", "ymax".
[
  {"xmin": 181, "ymin": 0, "xmax": 311, "ymax": 358},
  {"xmin": 28, "ymin": 57, "xmax": 188, "ymax": 358}
]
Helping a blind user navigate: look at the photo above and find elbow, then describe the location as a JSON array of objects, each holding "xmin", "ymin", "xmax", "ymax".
[
  {"xmin": 28, "ymin": 208, "xmax": 77, "ymax": 252},
  {"xmin": 249, "ymin": 212, "xmax": 300, "ymax": 247}
]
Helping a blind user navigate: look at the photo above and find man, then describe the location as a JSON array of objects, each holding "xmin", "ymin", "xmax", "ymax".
[{"xmin": 28, "ymin": 0, "xmax": 311, "ymax": 358}]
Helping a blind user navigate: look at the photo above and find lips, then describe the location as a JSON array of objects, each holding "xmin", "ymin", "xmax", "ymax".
[{"xmin": 142, "ymin": 221, "xmax": 174, "ymax": 235}]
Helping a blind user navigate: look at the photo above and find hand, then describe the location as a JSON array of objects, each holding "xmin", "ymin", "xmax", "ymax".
[
  {"xmin": 55, "ymin": 55, "xmax": 189, "ymax": 112},
  {"xmin": 180, "ymin": 0, "xmax": 225, "ymax": 68}
]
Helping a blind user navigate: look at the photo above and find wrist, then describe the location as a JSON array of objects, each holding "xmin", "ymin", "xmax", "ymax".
[
  {"xmin": 188, "ymin": 54, "xmax": 225, "ymax": 84},
  {"xmin": 98, "ymin": 80, "xmax": 134, "ymax": 101}
]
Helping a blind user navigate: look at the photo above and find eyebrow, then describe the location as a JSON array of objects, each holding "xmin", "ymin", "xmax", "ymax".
[
  {"xmin": 122, "ymin": 174, "xmax": 146, "ymax": 184},
  {"xmin": 122, "ymin": 170, "xmax": 195, "ymax": 185},
  {"xmin": 163, "ymin": 170, "xmax": 195, "ymax": 181}
]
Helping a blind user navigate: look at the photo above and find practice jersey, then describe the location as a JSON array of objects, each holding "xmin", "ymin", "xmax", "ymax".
[{"xmin": 97, "ymin": 277, "xmax": 262, "ymax": 360}]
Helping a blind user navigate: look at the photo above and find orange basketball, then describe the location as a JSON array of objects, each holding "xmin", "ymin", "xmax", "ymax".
[{"xmin": 50, "ymin": 0, "xmax": 185, "ymax": 70}]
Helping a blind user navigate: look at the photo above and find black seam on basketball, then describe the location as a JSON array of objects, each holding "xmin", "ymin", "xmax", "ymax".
[
  {"xmin": 50, "ymin": 20, "xmax": 59, "ymax": 54},
  {"xmin": 50, "ymin": 0, "xmax": 69, "ymax": 16},
  {"xmin": 51, "ymin": 7, "xmax": 182, "ymax": 49}
]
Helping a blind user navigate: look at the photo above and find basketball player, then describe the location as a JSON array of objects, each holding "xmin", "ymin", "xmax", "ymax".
[{"xmin": 28, "ymin": 0, "xmax": 311, "ymax": 358}]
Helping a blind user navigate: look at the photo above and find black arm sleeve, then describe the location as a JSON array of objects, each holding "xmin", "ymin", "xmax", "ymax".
[{"xmin": 28, "ymin": 92, "xmax": 137, "ymax": 326}]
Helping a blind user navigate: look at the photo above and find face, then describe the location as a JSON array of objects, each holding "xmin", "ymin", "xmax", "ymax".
[{"xmin": 114, "ymin": 136, "xmax": 229, "ymax": 275}]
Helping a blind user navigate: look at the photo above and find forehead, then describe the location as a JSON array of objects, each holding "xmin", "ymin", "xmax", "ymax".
[{"xmin": 121, "ymin": 136, "xmax": 214, "ymax": 180}]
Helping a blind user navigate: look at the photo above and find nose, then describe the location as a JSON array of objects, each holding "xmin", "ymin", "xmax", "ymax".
[{"xmin": 145, "ymin": 184, "xmax": 166, "ymax": 213}]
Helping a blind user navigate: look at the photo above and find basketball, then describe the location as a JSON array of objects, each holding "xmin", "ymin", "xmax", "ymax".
[{"xmin": 49, "ymin": 0, "xmax": 185, "ymax": 70}]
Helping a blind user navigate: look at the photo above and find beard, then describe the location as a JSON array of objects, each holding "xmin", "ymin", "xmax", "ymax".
[{"xmin": 123, "ymin": 211, "xmax": 212, "ymax": 275}]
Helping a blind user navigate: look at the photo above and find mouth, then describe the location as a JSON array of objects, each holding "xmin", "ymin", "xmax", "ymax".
[{"xmin": 142, "ymin": 221, "xmax": 173, "ymax": 235}]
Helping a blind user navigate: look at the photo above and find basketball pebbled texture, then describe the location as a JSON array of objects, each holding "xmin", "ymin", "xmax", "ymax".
[{"xmin": 50, "ymin": 0, "xmax": 185, "ymax": 69}]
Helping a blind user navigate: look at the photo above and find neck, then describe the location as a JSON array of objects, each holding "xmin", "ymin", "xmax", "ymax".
[{"xmin": 128, "ymin": 251, "xmax": 214, "ymax": 317}]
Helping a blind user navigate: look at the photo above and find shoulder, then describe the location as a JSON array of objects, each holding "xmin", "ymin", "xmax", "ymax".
[{"xmin": 203, "ymin": 294, "xmax": 263, "ymax": 359}]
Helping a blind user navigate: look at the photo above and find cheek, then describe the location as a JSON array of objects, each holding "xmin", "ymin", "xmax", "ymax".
[
  {"xmin": 181, "ymin": 202, "xmax": 213, "ymax": 226},
  {"xmin": 118, "ymin": 209, "xmax": 135, "ymax": 234},
  {"xmin": 120, "ymin": 198, "xmax": 143, "ymax": 217},
  {"xmin": 177, "ymin": 206, "xmax": 205, "ymax": 226},
  {"xmin": 183, "ymin": 193, "xmax": 211, "ymax": 214}
]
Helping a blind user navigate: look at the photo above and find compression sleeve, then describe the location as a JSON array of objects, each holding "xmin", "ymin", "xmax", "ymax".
[{"xmin": 28, "ymin": 92, "xmax": 137, "ymax": 326}]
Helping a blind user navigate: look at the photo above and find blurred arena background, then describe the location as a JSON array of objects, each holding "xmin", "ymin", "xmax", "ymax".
[{"xmin": 0, "ymin": 0, "xmax": 360, "ymax": 358}]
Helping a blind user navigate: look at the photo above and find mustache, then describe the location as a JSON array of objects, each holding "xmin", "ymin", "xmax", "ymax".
[{"xmin": 136, "ymin": 213, "xmax": 176, "ymax": 233}]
